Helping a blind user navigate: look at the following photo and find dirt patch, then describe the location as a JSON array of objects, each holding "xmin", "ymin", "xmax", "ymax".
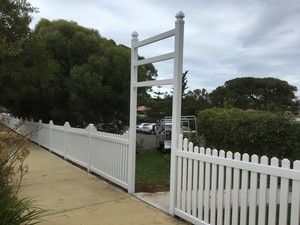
[{"xmin": 135, "ymin": 181, "xmax": 170, "ymax": 193}]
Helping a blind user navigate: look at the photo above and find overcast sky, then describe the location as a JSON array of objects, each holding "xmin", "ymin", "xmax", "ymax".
[{"xmin": 30, "ymin": 0, "xmax": 300, "ymax": 97}]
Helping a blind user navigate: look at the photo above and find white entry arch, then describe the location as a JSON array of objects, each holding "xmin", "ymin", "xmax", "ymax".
[{"xmin": 128, "ymin": 11, "xmax": 185, "ymax": 215}]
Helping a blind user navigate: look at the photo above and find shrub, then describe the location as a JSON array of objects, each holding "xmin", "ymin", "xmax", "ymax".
[
  {"xmin": 0, "ymin": 123, "xmax": 45, "ymax": 224},
  {"xmin": 197, "ymin": 108, "xmax": 300, "ymax": 160},
  {"xmin": 0, "ymin": 125, "xmax": 29, "ymax": 193}
]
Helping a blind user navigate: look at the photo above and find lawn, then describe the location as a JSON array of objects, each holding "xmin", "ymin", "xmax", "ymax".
[{"xmin": 135, "ymin": 150, "xmax": 170, "ymax": 192}]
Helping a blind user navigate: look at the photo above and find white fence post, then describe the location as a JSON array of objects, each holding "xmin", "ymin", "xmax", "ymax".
[
  {"xmin": 64, "ymin": 122, "xmax": 70, "ymax": 159},
  {"xmin": 128, "ymin": 31, "xmax": 139, "ymax": 194},
  {"xmin": 87, "ymin": 124, "xmax": 95, "ymax": 172},
  {"xmin": 291, "ymin": 161, "xmax": 300, "ymax": 225},
  {"xmin": 169, "ymin": 11, "xmax": 185, "ymax": 215},
  {"xmin": 49, "ymin": 120, "xmax": 53, "ymax": 152},
  {"xmin": 38, "ymin": 119, "xmax": 42, "ymax": 145}
]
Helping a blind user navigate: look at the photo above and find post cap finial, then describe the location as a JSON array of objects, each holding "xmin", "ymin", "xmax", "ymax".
[
  {"xmin": 176, "ymin": 11, "xmax": 185, "ymax": 20},
  {"xmin": 131, "ymin": 31, "xmax": 138, "ymax": 38}
]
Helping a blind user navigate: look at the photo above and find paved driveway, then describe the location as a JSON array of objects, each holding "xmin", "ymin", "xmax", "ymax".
[{"xmin": 136, "ymin": 133, "xmax": 157, "ymax": 151}]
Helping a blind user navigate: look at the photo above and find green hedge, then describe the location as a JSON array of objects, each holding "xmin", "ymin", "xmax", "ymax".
[{"xmin": 197, "ymin": 108, "xmax": 300, "ymax": 160}]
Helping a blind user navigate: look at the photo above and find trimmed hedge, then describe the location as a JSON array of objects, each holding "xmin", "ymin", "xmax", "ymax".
[{"xmin": 197, "ymin": 108, "xmax": 300, "ymax": 160}]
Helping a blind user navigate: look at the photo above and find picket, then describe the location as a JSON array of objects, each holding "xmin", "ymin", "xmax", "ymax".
[
  {"xmin": 240, "ymin": 154, "xmax": 249, "ymax": 225},
  {"xmin": 224, "ymin": 151, "xmax": 233, "ymax": 225},
  {"xmin": 198, "ymin": 147, "xmax": 205, "ymax": 221},
  {"xmin": 217, "ymin": 150, "xmax": 225, "ymax": 225},
  {"xmin": 279, "ymin": 159, "xmax": 290, "ymax": 225},
  {"xmin": 232, "ymin": 152, "xmax": 241, "ymax": 225},
  {"xmin": 258, "ymin": 156, "xmax": 268, "ymax": 225},
  {"xmin": 192, "ymin": 146, "xmax": 199, "ymax": 218},
  {"xmin": 210, "ymin": 149, "xmax": 218, "ymax": 225},
  {"xmin": 182, "ymin": 138, "xmax": 188, "ymax": 211},
  {"xmin": 176, "ymin": 135, "xmax": 183, "ymax": 210},
  {"xmin": 268, "ymin": 157, "xmax": 279, "ymax": 225},
  {"xmin": 249, "ymin": 154, "xmax": 258, "ymax": 225},
  {"xmin": 187, "ymin": 141, "xmax": 193, "ymax": 215},
  {"xmin": 204, "ymin": 148, "xmax": 211, "ymax": 222}
]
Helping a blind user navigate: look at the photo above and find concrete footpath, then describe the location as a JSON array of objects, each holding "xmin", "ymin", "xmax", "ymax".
[{"xmin": 19, "ymin": 142, "xmax": 188, "ymax": 225}]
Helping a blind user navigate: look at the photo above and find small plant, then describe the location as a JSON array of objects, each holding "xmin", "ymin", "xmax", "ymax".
[
  {"xmin": 0, "ymin": 125, "xmax": 29, "ymax": 194},
  {"xmin": 0, "ymin": 123, "xmax": 45, "ymax": 224},
  {"xmin": 0, "ymin": 187, "xmax": 45, "ymax": 225}
]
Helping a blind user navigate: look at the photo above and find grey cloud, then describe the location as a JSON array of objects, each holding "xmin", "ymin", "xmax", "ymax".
[
  {"xmin": 239, "ymin": 1, "xmax": 300, "ymax": 47},
  {"xmin": 30, "ymin": 0, "xmax": 300, "ymax": 96}
]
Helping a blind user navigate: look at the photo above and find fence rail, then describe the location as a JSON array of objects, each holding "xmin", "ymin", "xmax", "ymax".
[
  {"xmin": 1, "ymin": 114, "xmax": 130, "ymax": 190},
  {"xmin": 175, "ymin": 134, "xmax": 300, "ymax": 225}
]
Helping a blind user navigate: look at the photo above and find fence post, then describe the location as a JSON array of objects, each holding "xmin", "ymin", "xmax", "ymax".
[
  {"xmin": 87, "ymin": 124, "xmax": 95, "ymax": 172},
  {"xmin": 29, "ymin": 118, "xmax": 34, "ymax": 139},
  {"xmin": 291, "ymin": 160, "xmax": 300, "ymax": 225},
  {"xmin": 169, "ymin": 11, "xmax": 185, "ymax": 215},
  {"xmin": 64, "ymin": 122, "xmax": 70, "ymax": 159},
  {"xmin": 128, "ymin": 31, "xmax": 139, "ymax": 194},
  {"xmin": 38, "ymin": 119, "xmax": 42, "ymax": 145},
  {"xmin": 49, "ymin": 120, "xmax": 53, "ymax": 152}
]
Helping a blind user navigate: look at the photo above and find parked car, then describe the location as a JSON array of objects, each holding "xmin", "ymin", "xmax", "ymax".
[
  {"xmin": 136, "ymin": 123, "xmax": 148, "ymax": 133},
  {"xmin": 141, "ymin": 123, "xmax": 156, "ymax": 134}
]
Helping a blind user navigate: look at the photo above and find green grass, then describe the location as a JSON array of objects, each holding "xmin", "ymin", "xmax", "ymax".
[{"xmin": 135, "ymin": 151, "xmax": 170, "ymax": 192}]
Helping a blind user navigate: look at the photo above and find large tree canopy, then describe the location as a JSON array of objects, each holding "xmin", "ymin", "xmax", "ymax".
[
  {"xmin": 1, "ymin": 18, "xmax": 157, "ymax": 128},
  {"xmin": 0, "ymin": 0, "xmax": 43, "ymax": 116},
  {"xmin": 210, "ymin": 77, "xmax": 297, "ymax": 111}
]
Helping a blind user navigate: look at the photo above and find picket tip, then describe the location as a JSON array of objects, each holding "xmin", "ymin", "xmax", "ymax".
[{"xmin": 64, "ymin": 122, "xmax": 71, "ymax": 128}]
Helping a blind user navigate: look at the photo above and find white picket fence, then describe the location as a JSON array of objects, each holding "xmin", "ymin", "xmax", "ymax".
[
  {"xmin": 1, "ymin": 114, "xmax": 130, "ymax": 190},
  {"xmin": 2, "ymin": 113, "xmax": 300, "ymax": 225},
  {"xmin": 174, "ymin": 134, "xmax": 300, "ymax": 225}
]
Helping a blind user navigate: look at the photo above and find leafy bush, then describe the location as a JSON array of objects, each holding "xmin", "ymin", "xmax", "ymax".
[{"xmin": 197, "ymin": 108, "xmax": 300, "ymax": 160}]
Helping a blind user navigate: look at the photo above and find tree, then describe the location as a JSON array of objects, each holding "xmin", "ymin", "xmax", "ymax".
[
  {"xmin": 0, "ymin": 0, "xmax": 44, "ymax": 117},
  {"xmin": 31, "ymin": 19, "xmax": 156, "ymax": 127},
  {"xmin": 0, "ymin": 0, "xmax": 38, "ymax": 57},
  {"xmin": 170, "ymin": 70, "xmax": 188, "ymax": 97},
  {"xmin": 182, "ymin": 70, "xmax": 188, "ymax": 97},
  {"xmin": 0, "ymin": 34, "xmax": 60, "ymax": 119},
  {"xmin": 210, "ymin": 77, "xmax": 297, "ymax": 111},
  {"xmin": 1, "ymin": 15, "xmax": 157, "ymax": 128},
  {"xmin": 182, "ymin": 88, "xmax": 211, "ymax": 115}
]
